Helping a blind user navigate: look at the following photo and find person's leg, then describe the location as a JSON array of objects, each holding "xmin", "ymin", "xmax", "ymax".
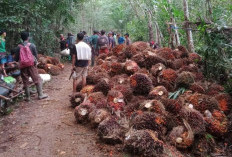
[
  {"xmin": 21, "ymin": 68, "xmax": 30, "ymax": 101},
  {"xmin": 73, "ymin": 78, "xmax": 77, "ymax": 95}
]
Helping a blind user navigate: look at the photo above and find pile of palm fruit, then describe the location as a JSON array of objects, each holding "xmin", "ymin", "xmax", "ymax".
[
  {"xmin": 37, "ymin": 54, "xmax": 64, "ymax": 76},
  {"xmin": 70, "ymin": 42, "xmax": 232, "ymax": 157}
]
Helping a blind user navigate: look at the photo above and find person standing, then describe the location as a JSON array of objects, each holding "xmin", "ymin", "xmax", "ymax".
[
  {"xmin": 70, "ymin": 32, "xmax": 91, "ymax": 95},
  {"xmin": 82, "ymin": 31, "xmax": 90, "ymax": 45},
  {"xmin": 90, "ymin": 30, "xmax": 99, "ymax": 66},
  {"xmin": 108, "ymin": 32, "xmax": 115, "ymax": 51},
  {"xmin": 113, "ymin": 32, "xmax": 118, "ymax": 45},
  {"xmin": 117, "ymin": 33, "xmax": 125, "ymax": 45},
  {"xmin": 0, "ymin": 30, "xmax": 8, "ymax": 76},
  {"xmin": 97, "ymin": 30, "xmax": 109, "ymax": 54},
  {"xmin": 59, "ymin": 34, "xmax": 67, "ymax": 51},
  {"xmin": 66, "ymin": 33, "xmax": 75, "ymax": 48},
  {"xmin": 14, "ymin": 32, "xmax": 48, "ymax": 101},
  {"xmin": 124, "ymin": 33, "xmax": 132, "ymax": 46}
]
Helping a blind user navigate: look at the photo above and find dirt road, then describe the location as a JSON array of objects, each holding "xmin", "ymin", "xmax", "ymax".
[{"xmin": 0, "ymin": 64, "xmax": 123, "ymax": 157}]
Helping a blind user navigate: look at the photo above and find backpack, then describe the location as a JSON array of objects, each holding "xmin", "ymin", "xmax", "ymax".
[
  {"xmin": 98, "ymin": 36, "xmax": 108, "ymax": 49},
  {"xmin": 18, "ymin": 43, "xmax": 34, "ymax": 69}
]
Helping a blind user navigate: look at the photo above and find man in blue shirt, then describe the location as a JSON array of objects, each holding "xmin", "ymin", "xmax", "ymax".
[{"xmin": 117, "ymin": 33, "xmax": 125, "ymax": 45}]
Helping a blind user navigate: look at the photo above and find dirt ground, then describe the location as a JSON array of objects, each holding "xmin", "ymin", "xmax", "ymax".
[{"xmin": 0, "ymin": 64, "xmax": 125, "ymax": 157}]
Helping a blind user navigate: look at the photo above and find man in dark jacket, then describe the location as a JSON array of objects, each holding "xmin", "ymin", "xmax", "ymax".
[{"xmin": 14, "ymin": 32, "xmax": 48, "ymax": 101}]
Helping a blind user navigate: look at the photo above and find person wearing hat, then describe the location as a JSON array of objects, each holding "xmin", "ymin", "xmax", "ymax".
[
  {"xmin": 0, "ymin": 30, "xmax": 8, "ymax": 76},
  {"xmin": 124, "ymin": 33, "xmax": 132, "ymax": 46}
]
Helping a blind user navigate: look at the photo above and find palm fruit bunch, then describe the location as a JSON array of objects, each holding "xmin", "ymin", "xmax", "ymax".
[
  {"xmin": 157, "ymin": 48, "xmax": 176, "ymax": 61},
  {"xmin": 162, "ymin": 98, "xmax": 183, "ymax": 114},
  {"xmin": 123, "ymin": 45, "xmax": 137, "ymax": 58},
  {"xmin": 107, "ymin": 90, "xmax": 125, "ymax": 111},
  {"xmin": 206, "ymin": 83, "xmax": 225, "ymax": 96},
  {"xmin": 130, "ymin": 73, "xmax": 153, "ymax": 95},
  {"xmin": 190, "ymin": 82, "xmax": 206, "ymax": 94},
  {"xmin": 158, "ymin": 69, "xmax": 177, "ymax": 83},
  {"xmin": 112, "ymin": 44, "xmax": 125, "ymax": 56},
  {"xmin": 177, "ymin": 45, "xmax": 189, "ymax": 57},
  {"xmin": 86, "ymin": 71, "xmax": 109, "ymax": 85},
  {"xmin": 132, "ymin": 41, "xmax": 149, "ymax": 51},
  {"xmin": 150, "ymin": 63, "xmax": 166, "ymax": 77},
  {"xmin": 131, "ymin": 53, "xmax": 146, "ymax": 68},
  {"xmin": 124, "ymin": 60, "xmax": 139, "ymax": 75},
  {"xmin": 93, "ymin": 78, "xmax": 111, "ymax": 95},
  {"xmin": 162, "ymin": 144, "xmax": 185, "ymax": 157},
  {"xmin": 123, "ymin": 96, "xmax": 146, "ymax": 117},
  {"xmin": 38, "ymin": 68, "xmax": 47, "ymax": 74},
  {"xmin": 70, "ymin": 92, "xmax": 85, "ymax": 108},
  {"xmin": 168, "ymin": 58, "xmax": 188, "ymax": 70},
  {"xmin": 87, "ymin": 92, "xmax": 106, "ymax": 104},
  {"xmin": 148, "ymin": 86, "xmax": 168, "ymax": 100},
  {"xmin": 140, "ymin": 100, "xmax": 166, "ymax": 115},
  {"xmin": 100, "ymin": 61, "xmax": 111, "ymax": 72},
  {"xmin": 97, "ymin": 53, "xmax": 107, "ymax": 60},
  {"xmin": 111, "ymin": 74, "xmax": 130, "ymax": 86},
  {"xmin": 74, "ymin": 102, "xmax": 96, "ymax": 123},
  {"xmin": 124, "ymin": 129, "xmax": 164, "ymax": 157},
  {"xmin": 109, "ymin": 62, "xmax": 124, "ymax": 76},
  {"xmin": 113, "ymin": 84, "xmax": 133, "ymax": 102},
  {"xmin": 189, "ymin": 53, "xmax": 202, "ymax": 64},
  {"xmin": 215, "ymin": 93, "xmax": 232, "ymax": 114},
  {"xmin": 130, "ymin": 112, "xmax": 167, "ymax": 137},
  {"xmin": 47, "ymin": 65, "xmax": 61, "ymax": 76},
  {"xmin": 168, "ymin": 119, "xmax": 194, "ymax": 149},
  {"xmin": 97, "ymin": 117, "xmax": 125, "ymax": 144},
  {"xmin": 89, "ymin": 108, "xmax": 110, "ymax": 127},
  {"xmin": 144, "ymin": 52, "xmax": 167, "ymax": 69},
  {"xmin": 176, "ymin": 71, "xmax": 195, "ymax": 88},
  {"xmin": 179, "ymin": 105, "xmax": 206, "ymax": 134},
  {"xmin": 80, "ymin": 85, "xmax": 95, "ymax": 95}
]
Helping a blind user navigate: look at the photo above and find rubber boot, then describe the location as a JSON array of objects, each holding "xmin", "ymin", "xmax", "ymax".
[
  {"xmin": 25, "ymin": 87, "xmax": 31, "ymax": 102},
  {"xmin": 36, "ymin": 83, "xmax": 48, "ymax": 100}
]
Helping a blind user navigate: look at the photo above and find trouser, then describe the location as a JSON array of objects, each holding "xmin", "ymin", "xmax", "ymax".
[{"xmin": 21, "ymin": 66, "xmax": 40, "ymax": 87}]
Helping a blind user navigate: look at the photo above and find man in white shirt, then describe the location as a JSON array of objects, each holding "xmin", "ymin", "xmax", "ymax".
[{"xmin": 70, "ymin": 32, "xmax": 91, "ymax": 96}]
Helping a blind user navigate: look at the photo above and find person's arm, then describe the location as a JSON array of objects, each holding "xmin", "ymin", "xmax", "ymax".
[
  {"xmin": 70, "ymin": 45, "xmax": 76, "ymax": 70},
  {"xmin": 14, "ymin": 46, "xmax": 20, "ymax": 62},
  {"xmin": 30, "ymin": 44, "xmax": 38, "ymax": 59}
]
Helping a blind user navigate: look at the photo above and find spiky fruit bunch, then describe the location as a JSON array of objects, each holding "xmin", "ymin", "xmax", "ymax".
[
  {"xmin": 150, "ymin": 63, "xmax": 166, "ymax": 77},
  {"xmin": 189, "ymin": 53, "xmax": 202, "ymax": 63},
  {"xmin": 112, "ymin": 44, "xmax": 125, "ymax": 56},
  {"xmin": 48, "ymin": 65, "xmax": 61, "ymax": 76},
  {"xmin": 207, "ymin": 83, "xmax": 225, "ymax": 96},
  {"xmin": 137, "ymin": 68, "xmax": 149, "ymax": 75},
  {"xmin": 97, "ymin": 117, "xmax": 124, "ymax": 144},
  {"xmin": 130, "ymin": 112, "xmax": 167, "ymax": 136},
  {"xmin": 48, "ymin": 56, "xmax": 60, "ymax": 65},
  {"xmin": 131, "ymin": 53, "xmax": 146, "ymax": 68},
  {"xmin": 162, "ymin": 144, "xmax": 185, "ymax": 157},
  {"xmin": 179, "ymin": 106, "xmax": 206, "ymax": 134},
  {"xmin": 70, "ymin": 92, "xmax": 85, "ymax": 108},
  {"xmin": 57, "ymin": 63, "xmax": 64, "ymax": 70},
  {"xmin": 148, "ymin": 86, "xmax": 168, "ymax": 99},
  {"xmin": 113, "ymin": 85, "xmax": 133, "ymax": 102},
  {"xmin": 144, "ymin": 53, "xmax": 167, "ymax": 69},
  {"xmin": 176, "ymin": 71, "xmax": 195, "ymax": 87},
  {"xmin": 157, "ymin": 48, "xmax": 176, "ymax": 60},
  {"xmin": 149, "ymin": 74, "xmax": 158, "ymax": 87},
  {"xmin": 130, "ymin": 73, "xmax": 153, "ymax": 95},
  {"xmin": 110, "ymin": 62, "xmax": 124, "ymax": 75},
  {"xmin": 212, "ymin": 95, "xmax": 228, "ymax": 112},
  {"xmin": 93, "ymin": 78, "xmax": 111, "ymax": 96},
  {"xmin": 124, "ymin": 60, "xmax": 139, "ymax": 75},
  {"xmin": 97, "ymin": 53, "xmax": 107, "ymax": 60},
  {"xmin": 111, "ymin": 74, "xmax": 130, "ymax": 86},
  {"xmin": 74, "ymin": 102, "xmax": 96, "ymax": 123},
  {"xmin": 86, "ymin": 71, "xmax": 109, "ymax": 85},
  {"xmin": 162, "ymin": 98, "xmax": 183, "ymax": 114},
  {"xmin": 38, "ymin": 68, "xmax": 47, "ymax": 74},
  {"xmin": 168, "ymin": 120, "xmax": 194, "ymax": 149},
  {"xmin": 124, "ymin": 45, "xmax": 137, "ymax": 58},
  {"xmin": 195, "ymin": 72, "xmax": 204, "ymax": 81},
  {"xmin": 205, "ymin": 110, "xmax": 228, "ymax": 136},
  {"xmin": 159, "ymin": 69, "xmax": 177, "ymax": 82},
  {"xmin": 105, "ymin": 55, "xmax": 118, "ymax": 62},
  {"xmin": 124, "ymin": 130, "xmax": 164, "ymax": 157},
  {"xmin": 140, "ymin": 100, "xmax": 166, "ymax": 115},
  {"xmin": 168, "ymin": 58, "xmax": 188, "ymax": 70},
  {"xmin": 87, "ymin": 92, "xmax": 106, "ymax": 104},
  {"xmin": 124, "ymin": 96, "xmax": 146, "ymax": 117},
  {"xmin": 96, "ymin": 59, "xmax": 104, "ymax": 65},
  {"xmin": 80, "ymin": 85, "xmax": 95, "ymax": 95},
  {"xmin": 179, "ymin": 64, "xmax": 199, "ymax": 73},
  {"xmin": 107, "ymin": 90, "xmax": 125, "ymax": 111},
  {"xmin": 190, "ymin": 82, "xmax": 206, "ymax": 94},
  {"xmin": 100, "ymin": 61, "xmax": 111, "ymax": 72},
  {"xmin": 95, "ymin": 99, "xmax": 108, "ymax": 109},
  {"xmin": 186, "ymin": 93, "xmax": 219, "ymax": 113},
  {"xmin": 89, "ymin": 108, "xmax": 110, "ymax": 127},
  {"xmin": 132, "ymin": 41, "xmax": 149, "ymax": 51},
  {"xmin": 177, "ymin": 45, "xmax": 189, "ymax": 56}
]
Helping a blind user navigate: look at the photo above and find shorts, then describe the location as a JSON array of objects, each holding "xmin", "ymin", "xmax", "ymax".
[
  {"xmin": 21, "ymin": 66, "xmax": 40, "ymax": 87},
  {"xmin": 72, "ymin": 66, "xmax": 88, "ymax": 80},
  {"xmin": 0, "ymin": 54, "xmax": 7, "ymax": 65}
]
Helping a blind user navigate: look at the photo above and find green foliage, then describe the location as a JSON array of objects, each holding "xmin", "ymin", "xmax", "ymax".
[{"xmin": 169, "ymin": 87, "xmax": 186, "ymax": 99}]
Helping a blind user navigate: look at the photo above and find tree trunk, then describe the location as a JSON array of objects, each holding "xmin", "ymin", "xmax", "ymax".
[
  {"xmin": 183, "ymin": 0, "xmax": 195, "ymax": 52},
  {"xmin": 147, "ymin": 10, "xmax": 154, "ymax": 42}
]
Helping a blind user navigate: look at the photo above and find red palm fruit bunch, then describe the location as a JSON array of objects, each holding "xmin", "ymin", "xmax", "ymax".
[
  {"xmin": 167, "ymin": 58, "xmax": 188, "ymax": 70},
  {"xmin": 80, "ymin": 85, "xmax": 95, "ymax": 95},
  {"xmin": 179, "ymin": 105, "xmax": 206, "ymax": 134},
  {"xmin": 70, "ymin": 92, "xmax": 85, "ymax": 108},
  {"xmin": 57, "ymin": 63, "xmax": 64, "ymax": 70},
  {"xmin": 93, "ymin": 78, "xmax": 111, "ymax": 96},
  {"xmin": 140, "ymin": 100, "xmax": 166, "ymax": 115},
  {"xmin": 47, "ymin": 56, "xmax": 60, "ymax": 65},
  {"xmin": 178, "ymin": 64, "xmax": 199, "ymax": 73},
  {"xmin": 148, "ymin": 74, "xmax": 158, "ymax": 87},
  {"xmin": 130, "ymin": 73, "xmax": 153, "ymax": 95},
  {"xmin": 124, "ymin": 45, "xmax": 137, "ymax": 58},
  {"xmin": 158, "ymin": 69, "xmax": 177, "ymax": 83},
  {"xmin": 107, "ymin": 90, "xmax": 125, "ymax": 111},
  {"xmin": 150, "ymin": 63, "xmax": 166, "ymax": 77},
  {"xmin": 113, "ymin": 84, "xmax": 133, "ymax": 102},
  {"xmin": 89, "ymin": 108, "xmax": 110, "ymax": 127},
  {"xmin": 124, "ymin": 129, "xmax": 164, "ymax": 157},
  {"xmin": 162, "ymin": 144, "xmax": 185, "ymax": 157},
  {"xmin": 176, "ymin": 71, "xmax": 195, "ymax": 88},
  {"xmin": 138, "ymin": 68, "xmax": 150, "ymax": 75},
  {"xmin": 100, "ymin": 61, "xmax": 111, "ymax": 72},
  {"xmin": 157, "ymin": 47, "xmax": 176, "ymax": 61},
  {"xmin": 105, "ymin": 55, "xmax": 118, "ymax": 62},
  {"xmin": 186, "ymin": 93, "xmax": 219, "ymax": 113},
  {"xmin": 38, "ymin": 68, "xmax": 47, "ymax": 74},
  {"xmin": 96, "ymin": 59, "xmax": 104, "ymax": 65},
  {"xmin": 132, "ymin": 41, "xmax": 149, "ymax": 51},
  {"xmin": 177, "ymin": 45, "xmax": 189, "ymax": 57},
  {"xmin": 95, "ymin": 99, "xmax": 108, "ymax": 109},
  {"xmin": 97, "ymin": 117, "xmax": 125, "ymax": 144},
  {"xmin": 162, "ymin": 98, "xmax": 183, "ymax": 114},
  {"xmin": 130, "ymin": 112, "xmax": 167, "ymax": 137},
  {"xmin": 215, "ymin": 93, "xmax": 231, "ymax": 114},
  {"xmin": 74, "ymin": 102, "xmax": 96, "ymax": 124},
  {"xmin": 111, "ymin": 74, "xmax": 130, "ymax": 86},
  {"xmin": 172, "ymin": 49, "xmax": 186, "ymax": 59},
  {"xmin": 87, "ymin": 92, "xmax": 106, "ymax": 104},
  {"xmin": 168, "ymin": 119, "xmax": 194, "ymax": 149},
  {"xmin": 109, "ymin": 62, "xmax": 124, "ymax": 76},
  {"xmin": 190, "ymin": 82, "xmax": 206, "ymax": 94},
  {"xmin": 123, "ymin": 96, "xmax": 146, "ymax": 117},
  {"xmin": 206, "ymin": 83, "xmax": 225, "ymax": 96},
  {"xmin": 131, "ymin": 53, "xmax": 146, "ymax": 68},
  {"xmin": 112, "ymin": 44, "xmax": 125, "ymax": 56},
  {"xmin": 205, "ymin": 110, "xmax": 228, "ymax": 136},
  {"xmin": 47, "ymin": 65, "xmax": 61, "ymax": 76},
  {"xmin": 195, "ymin": 72, "xmax": 204, "ymax": 81},
  {"xmin": 144, "ymin": 52, "xmax": 167, "ymax": 69},
  {"xmin": 148, "ymin": 86, "xmax": 168, "ymax": 100},
  {"xmin": 124, "ymin": 60, "xmax": 139, "ymax": 75},
  {"xmin": 189, "ymin": 53, "xmax": 202, "ymax": 64},
  {"xmin": 86, "ymin": 71, "xmax": 110, "ymax": 85},
  {"xmin": 97, "ymin": 53, "xmax": 107, "ymax": 60}
]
